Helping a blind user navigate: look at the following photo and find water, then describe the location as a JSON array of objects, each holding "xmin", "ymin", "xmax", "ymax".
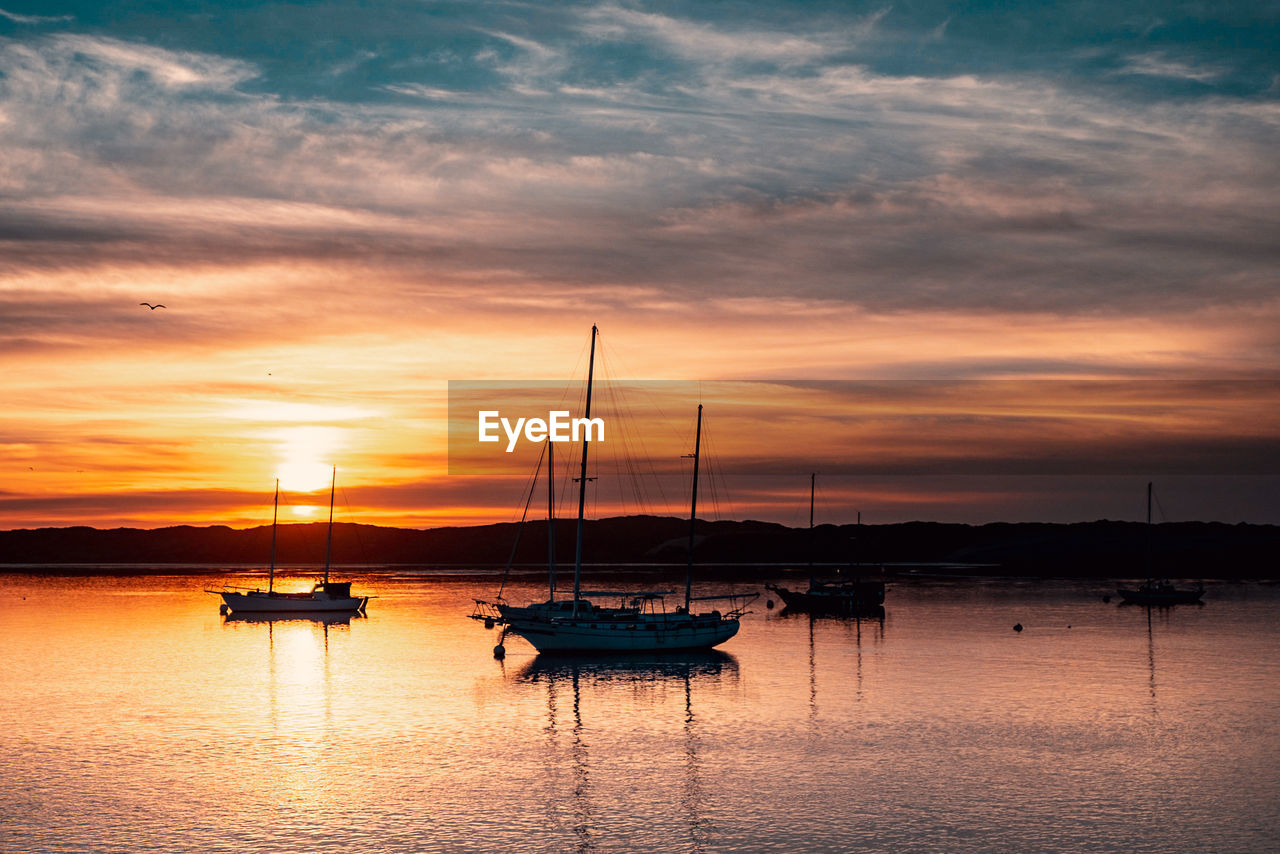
[{"xmin": 2, "ymin": 572, "xmax": 1277, "ymax": 853}]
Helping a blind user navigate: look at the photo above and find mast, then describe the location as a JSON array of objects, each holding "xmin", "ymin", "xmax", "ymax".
[
  {"xmin": 572, "ymin": 325, "xmax": 597, "ymax": 614},
  {"xmin": 269, "ymin": 478, "xmax": 279, "ymax": 594},
  {"xmin": 856, "ymin": 510, "xmax": 861, "ymax": 567},
  {"xmin": 807, "ymin": 472, "xmax": 816, "ymax": 584},
  {"xmin": 809, "ymin": 472, "xmax": 815, "ymax": 530},
  {"xmin": 1145, "ymin": 480, "xmax": 1153, "ymax": 581},
  {"xmin": 548, "ymin": 440, "xmax": 557, "ymax": 601},
  {"xmin": 323, "ymin": 466, "xmax": 336, "ymax": 586},
  {"xmin": 685, "ymin": 404, "xmax": 703, "ymax": 611}
]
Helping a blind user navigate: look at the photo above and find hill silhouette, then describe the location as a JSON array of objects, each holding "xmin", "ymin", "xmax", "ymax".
[{"xmin": 1, "ymin": 516, "xmax": 1276, "ymax": 579}]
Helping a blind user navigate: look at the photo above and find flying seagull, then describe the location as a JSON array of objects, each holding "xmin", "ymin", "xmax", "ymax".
[{"xmin": 140, "ymin": 302, "xmax": 166, "ymax": 310}]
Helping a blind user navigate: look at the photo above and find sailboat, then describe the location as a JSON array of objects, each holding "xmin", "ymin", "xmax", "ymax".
[
  {"xmin": 765, "ymin": 474, "xmax": 885, "ymax": 616},
  {"xmin": 1116, "ymin": 482, "xmax": 1204, "ymax": 606},
  {"xmin": 207, "ymin": 470, "xmax": 370, "ymax": 614},
  {"xmin": 472, "ymin": 326, "xmax": 754, "ymax": 653}
]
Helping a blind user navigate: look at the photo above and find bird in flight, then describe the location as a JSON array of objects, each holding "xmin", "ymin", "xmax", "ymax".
[{"xmin": 140, "ymin": 302, "xmax": 166, "ymax": 310}]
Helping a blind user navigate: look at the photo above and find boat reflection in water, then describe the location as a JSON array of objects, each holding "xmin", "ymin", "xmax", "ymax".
[
  {"xmin": 515, "ymin": 650, "xmax": 738, "ymax": 683},
  {"xmin": 774, "ymin": 609, "xmax": 885, "ymax": 727},
  {"xmin": 512, "ymin": 651, "xmax": 739, "ymax": 852},
  {"xmin": 221, "ymin": 610, "xmax": 364, "ymax": 627},
  {"xmin": 218, "ymin": 606, "xmax": 358, "ymax": 749}
]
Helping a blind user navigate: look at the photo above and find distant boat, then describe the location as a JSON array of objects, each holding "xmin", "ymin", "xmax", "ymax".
[
  {"xmin": 472, "ymin": 326, "xmax": 754, "ymax": 653},
  {"xmin": 207, "ymin": 471, "xmax": 370, "ymax": 614},
  {"xmin": 1117, "ymin": 482, "xmax": 1203, "ymax": 606},
  {"xmin": 766, "ymin": 473, "xmax": 886, "ymax": 616},
  {"xmin": 766, "ymin": 579, "xmax": 886, "ymax": 616}
]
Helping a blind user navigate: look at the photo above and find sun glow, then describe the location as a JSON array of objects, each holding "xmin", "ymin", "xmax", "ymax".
[{"xmin": 273, "ymin": 426, "xmax": 342, "ymax": 493}]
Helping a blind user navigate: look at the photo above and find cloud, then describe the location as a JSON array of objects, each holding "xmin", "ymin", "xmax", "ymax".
[
  {"xmin": 45, "ymin": 33, "xmax": 257, "ymax": 89},
  {"xmin": 1119, "ymin": 52, "xmax": 1226, "ymax": 83},
  {"xmin": 0, "ymin": 16, "xmax": 1275, "ymax": 328},
  {"xmin": 0, "ymin": 7, "xmax": 72, "ymax": 25},
  {"xmin": 577, "ymin": 5, "xmax": 843, "ymax": 65}
]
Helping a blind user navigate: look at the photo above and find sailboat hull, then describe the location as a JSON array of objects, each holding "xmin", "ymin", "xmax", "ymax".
[
  {"xmin": 214, "ymin": 590, "xmax": 367, "ymax": 613},
  {"xmin": 766, "ymin": 582, "xmax": 885, "ymax": 616},
  {"xmin": 504, "ymin": 616, "xmax": 741, "ymax": 653}
]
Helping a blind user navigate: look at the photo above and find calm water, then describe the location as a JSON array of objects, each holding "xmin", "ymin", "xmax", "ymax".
[{"xmin": 1, "ymin": 571, "xmax": 1277, "ymax": 853}]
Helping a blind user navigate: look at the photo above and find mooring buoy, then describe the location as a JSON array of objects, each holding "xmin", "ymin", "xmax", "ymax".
[
  {"xmin": 1013, "ymin": 623, "xmax": 1023, "ymax": 632},
  {"xmin": 766, "ymin": 599, "xmax": 774, "ymax": 609},
  {"xmin": 493, "ymin": 644, "xmax": 506, "ymax": 659}
]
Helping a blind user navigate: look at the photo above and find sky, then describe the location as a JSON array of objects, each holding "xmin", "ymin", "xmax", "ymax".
[{"xmin": 1, "ymin": 1, "xmax": 1278, "ymax": 530}]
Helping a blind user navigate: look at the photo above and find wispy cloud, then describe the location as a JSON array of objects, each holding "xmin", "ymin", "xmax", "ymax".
[
  {"xmin": 0, "ymin": 7, "xmax": 72, "ymax": 25},
  {"xmin": 578, "ymin": 5, "xmax": 841, "ymax": 65},
  {"xmin": 47, "ymin": 34, "xmax": 256, "ymax": 88},
  {"xmin": 1, "ymin": 2, "xmax": 1278, "ymax": 526},
  {"xmin": 1119, "ymin": 52, "xmax": 1226, "ymax": 83}
]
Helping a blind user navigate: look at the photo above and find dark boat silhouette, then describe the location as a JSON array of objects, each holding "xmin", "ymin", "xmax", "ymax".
[
  {"xmin": 766, "ymin": 474, "xmax": 886, "ymax": 616},
  {"xmin": 1117, "ymin": 482, "xmax": 1204, "ymax": 606}
]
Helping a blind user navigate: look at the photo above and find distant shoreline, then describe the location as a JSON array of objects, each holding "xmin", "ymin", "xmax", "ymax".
[{"xmin": 1, "ymin": 517, "xmax": 1276, "ymax": 579}]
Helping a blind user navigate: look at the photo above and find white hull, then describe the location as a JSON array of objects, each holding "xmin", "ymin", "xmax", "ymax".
[
  {"xmin": 503, "ymin": 614, "xmax": 740, "ymax": 652},
  {"xmin": 215, "ymin": 590, "xmax": 367, "ymax": 613}
]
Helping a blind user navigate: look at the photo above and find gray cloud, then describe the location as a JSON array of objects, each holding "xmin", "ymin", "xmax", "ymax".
[{"xmin": 0, "ymin": 9, "xmax": 1276, "ymax": 350}]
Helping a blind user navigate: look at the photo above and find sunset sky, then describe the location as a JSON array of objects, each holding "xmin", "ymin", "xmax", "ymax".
[{"xmin": 1, "ymin": 1, "xmax": 1277, "ymax": 530}]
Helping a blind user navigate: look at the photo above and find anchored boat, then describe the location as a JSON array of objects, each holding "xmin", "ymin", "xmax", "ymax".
[
  {"xmin": 1117, "ymin": 482, "xmax": 1203, "ymax": 606},
  {"xmin": 472, "ymin": 326, "xmax": 754, "ymax": 654},
  {"xmin": 766, "ymin": 473, "xmax": 886, "ymax": 617},
  {"xmin": 207, "ymin": 470, "xmax": 370, "ymax": 614}
]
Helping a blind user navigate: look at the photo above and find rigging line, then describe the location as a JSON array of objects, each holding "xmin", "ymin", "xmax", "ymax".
[
  {"xmin": 602, "ymin": 337, "xmax": 684, "ymax": 512},
  {"xmin": 623, "ymin": 380, "xmax": 674, "ymax": 513},
  {"xmin": 701, "ymin": 417, "xmax": 735, "ymax": 522},
  {"xmin": 607, "ymin": 379, "xmax": 655, "ymax": 517},
  {"xmin": 1152, "ymin": 483, "xmax": 1169, "ymax": 524},
  {"xmin": 337, "ymin": 481, "xmax": 370, "ymax": 565},
  {"xmin": 597, "ymin": 336, "xmax": 687, "ymax": 449},
  {"xmin": 497, "ymin": 439, "xmax": 548, "ymax": 602},
  {"xmin": 595, "ymin": 344, "xmax": 659, "ymax": 518}
]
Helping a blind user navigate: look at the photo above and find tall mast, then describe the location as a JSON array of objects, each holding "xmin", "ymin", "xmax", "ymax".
[
  {"xmin": 856, "ymin": 510, "xmax": 861, "ymax": 567},
  {"xmin": 685, "ymin": 403, "xmax": 703, "ymax": 612},
  {"xmin": 323, "ymin": 466, "xmax": 336, "ymax": 586},
  {"xmin": 807, "ymin": 472, "xmax": 816, "ymax": 583},
  {"xmin": 572, "ymin": 325, "xmax": 598, "ymax": 614},
  {"xmin": 809, "ymin": 472, "xmax": 815, "ymax": 530},
  {"xmin": 547, "ymin": 440, "xmax": 557, "ymax": 601},
  {"xmin": 269, "ymin": 478, "xmax": 279, "ymax": 594},
  {"xmin": 1145, "ymin": 480, "xmax": 1152, "ymax": 581}
]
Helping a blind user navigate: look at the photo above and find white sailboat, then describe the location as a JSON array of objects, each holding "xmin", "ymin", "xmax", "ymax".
[
  {"xmin": 207, "ymin": 470, "xmax": 370, "ymax": 614},
  {"xmin": 473, "ymin": 326, "xmax": 754, "ymax": 654}
]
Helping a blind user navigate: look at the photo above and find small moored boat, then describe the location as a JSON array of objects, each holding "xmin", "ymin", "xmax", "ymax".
[
  {"xmin": 766, "ymin": 474, "xmax": 885, "ymax": 617},
  {"xmin": 1116, "ymin": 482, "xmax": 1203, "ymax": 607},
  {"xmin": 207, "ymin": 471, "xmax": 370, "ymax": 615}
]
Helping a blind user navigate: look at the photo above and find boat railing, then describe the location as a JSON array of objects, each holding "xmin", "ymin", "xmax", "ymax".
[
  {"xmin": 470, "ymin": 599, "xmax": 505, "ymax": 622},
  {"xmin": 692, "ymin": 591, "xmax": 759, "ymax": 619}
]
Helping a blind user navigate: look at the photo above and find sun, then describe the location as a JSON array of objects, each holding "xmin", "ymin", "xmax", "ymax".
[{"xmin": 273, "ymin": 426, "xmax": 341, "ymax": 493}]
